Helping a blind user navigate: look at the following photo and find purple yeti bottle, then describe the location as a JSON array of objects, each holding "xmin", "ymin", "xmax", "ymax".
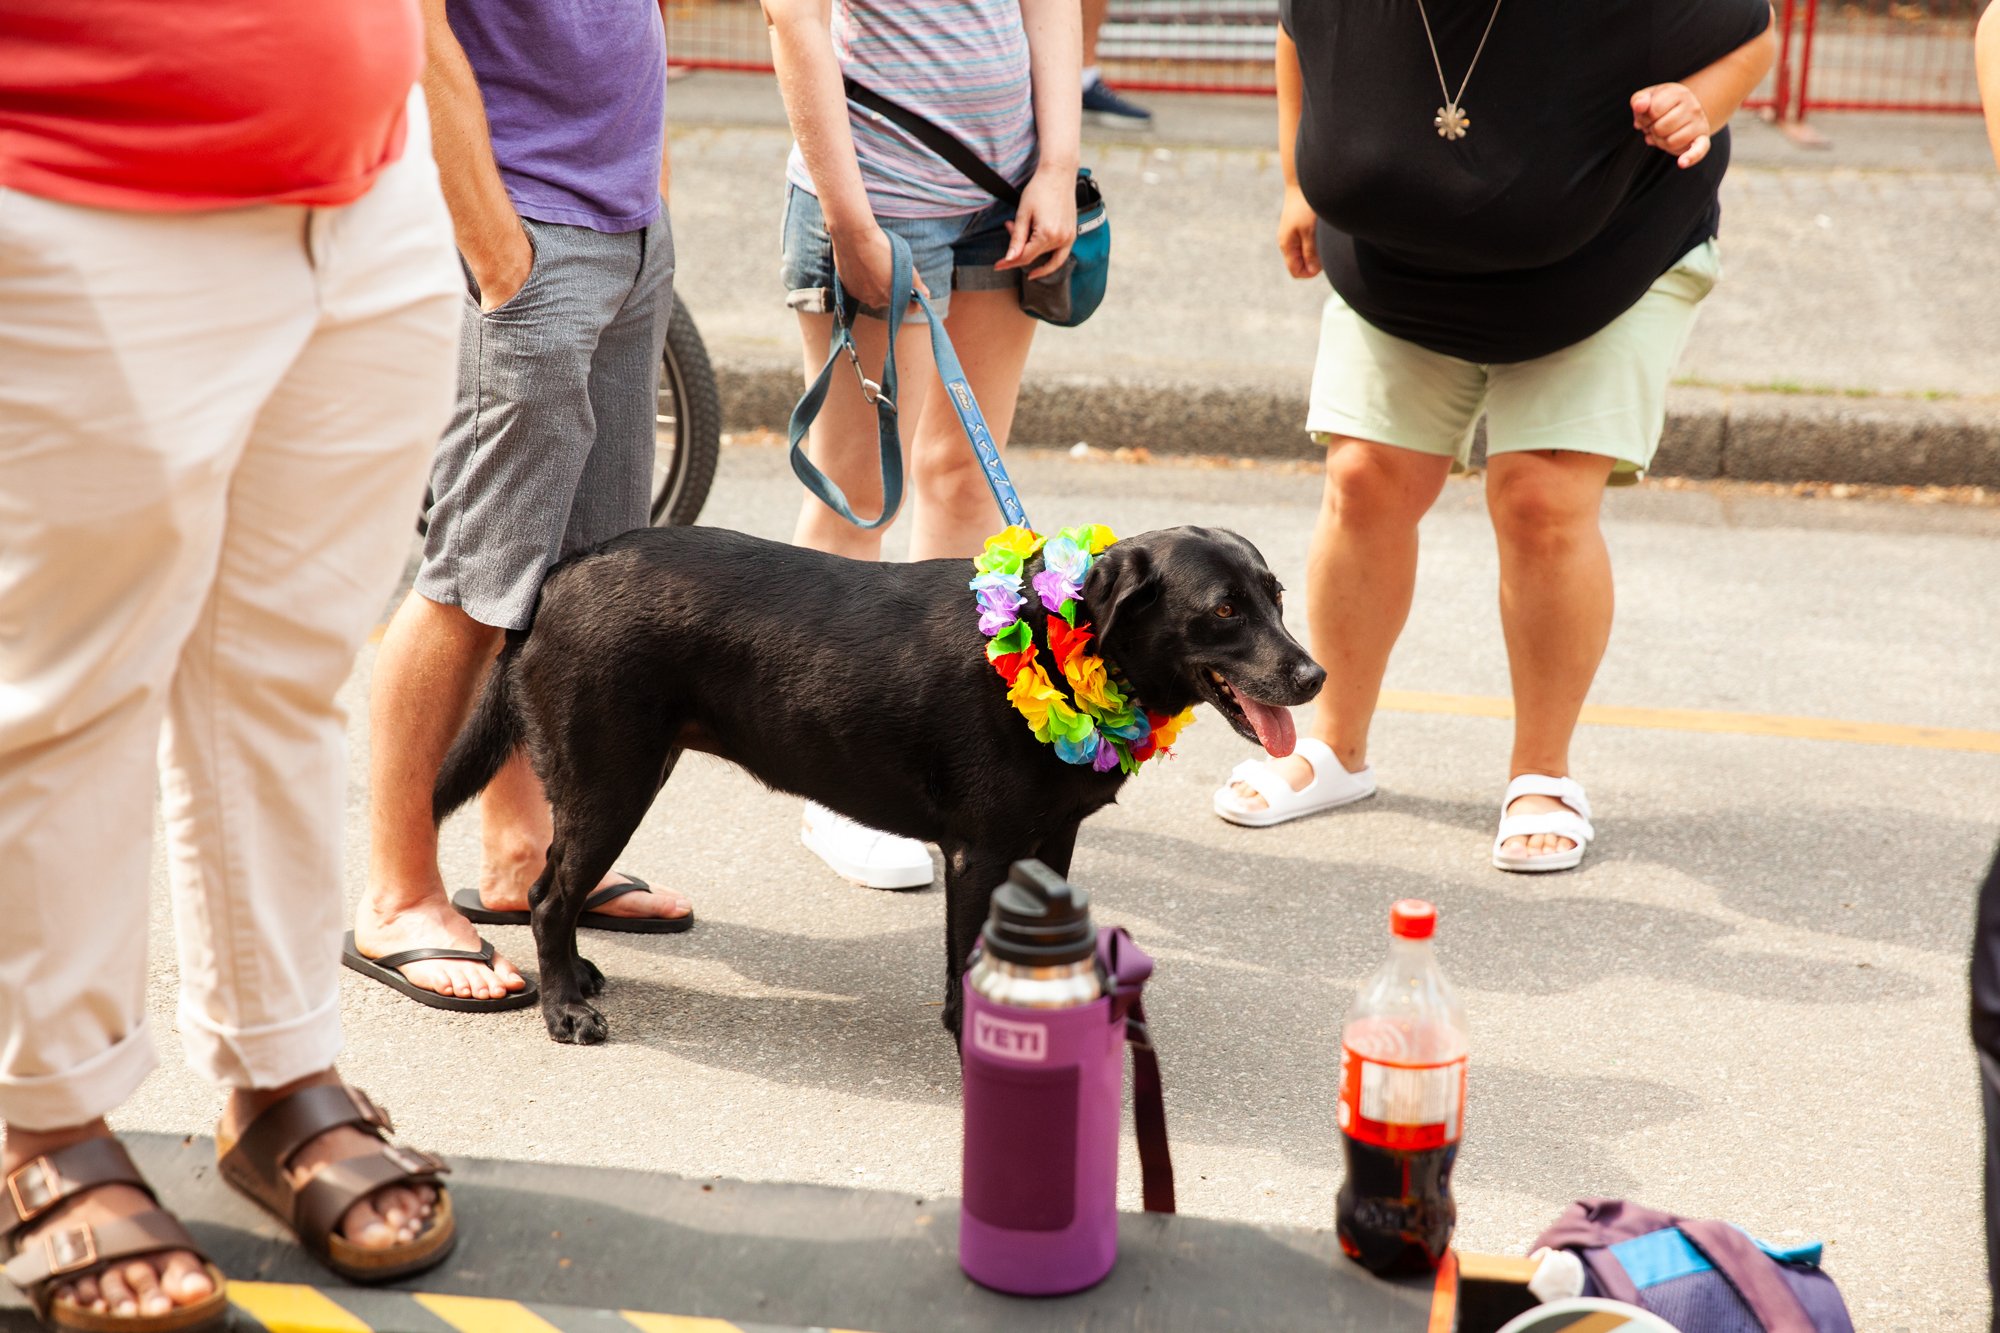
[{"xmin": 959, "ymin": 860, "xmax": 1128, "ymax": 1296}]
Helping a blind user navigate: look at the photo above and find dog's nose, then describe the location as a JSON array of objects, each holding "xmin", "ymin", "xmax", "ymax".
[{"xmin": 1291, "ymin": 659, "xmax": 1328, "ymax": 700}]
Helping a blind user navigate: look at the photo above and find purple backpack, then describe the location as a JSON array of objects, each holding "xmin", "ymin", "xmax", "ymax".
[{"xmin": 1533, "ymin": 1200, "xmax": 1854, "ymax": 1333}]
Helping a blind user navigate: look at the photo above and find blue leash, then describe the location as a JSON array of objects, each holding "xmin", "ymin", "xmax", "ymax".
[{"xmin": 788, "ymin": 231, "xmax": 1031, "ymax": 532}]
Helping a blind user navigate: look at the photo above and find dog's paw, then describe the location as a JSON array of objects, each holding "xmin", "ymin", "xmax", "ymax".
[
  {"xmin": 574, "ymin": 956, "xmax": 605, "ymax": 998},
  {"xmin": 545, "ymin": 1000, "xmax": 610, "ymax": 1045}
]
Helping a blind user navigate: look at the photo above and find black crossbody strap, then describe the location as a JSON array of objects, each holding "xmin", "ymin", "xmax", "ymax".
[{"xmin": 843, "ymin": 77, "xmax": 1023, "ymax": 206}]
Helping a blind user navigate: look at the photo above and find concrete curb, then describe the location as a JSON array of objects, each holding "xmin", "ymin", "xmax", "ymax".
[{"xmin": 715, "ymin": 356, "xmax": 2000, "ymax": 488}]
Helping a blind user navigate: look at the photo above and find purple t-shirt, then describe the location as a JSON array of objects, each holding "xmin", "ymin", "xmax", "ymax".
[{"xmin": 449, "ymin": 0, "xmax": 665, "ymax": 233}]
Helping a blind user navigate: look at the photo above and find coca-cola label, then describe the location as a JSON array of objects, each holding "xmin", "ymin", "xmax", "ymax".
[
  {"xmin": 971, "ymin": 1011, "xmax": 1048, "ymax": 1062},
  {"xmin": 1338, "ymin": 1045, "xmax": 1466, "ymax": 1151}
]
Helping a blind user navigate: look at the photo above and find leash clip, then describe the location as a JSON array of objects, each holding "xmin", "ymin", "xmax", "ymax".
[{"xmin": 844, "ymin": 340, "xmax": 894, "ymax": 411}]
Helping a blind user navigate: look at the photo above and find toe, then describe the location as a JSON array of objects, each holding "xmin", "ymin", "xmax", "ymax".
[
  {"xmin": 488, "ymin": 950, "xmax": 527, "ymax": 992},
  {"xmin": 73, "ymin": 1276, "xmax": 101, "ymax": 1310},
  {"xmin": 163, "ymin": 1252, "xmax": 214, "ymax": 1305},
  {"xmin": 52, "ymin": 1284, "xmax": 75, "ymax": 1310},
  {"xmin": 340, "ymin": 1196, "xmax": 397, "ymax": 1250},
  {"xmin": 375, "ymin": 1185, "xmax": 421, "ymax": 1241},
  {"xmin": 123, "ymin": 1259, "xmax": 170, "ymax": 1317},
  {"xmin": 649, "ymin": 887, "xmax": 694, "ymax": 920},
  {"xmin": 100, "ymin": 1267, "xmax": 134, "ymax": 1317}
]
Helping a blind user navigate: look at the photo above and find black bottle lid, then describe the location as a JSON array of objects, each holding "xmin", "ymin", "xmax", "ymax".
[{"xmin": 982, "ymin": 860, "xmax": 1096, "ymax": 966}]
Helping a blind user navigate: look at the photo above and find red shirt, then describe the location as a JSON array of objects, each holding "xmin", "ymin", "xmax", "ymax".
[{"xmin": 0, "ymin": 0, "xmax": 423, "ymax": 211}]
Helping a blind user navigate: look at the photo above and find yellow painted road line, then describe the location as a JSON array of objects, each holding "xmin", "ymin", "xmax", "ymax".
[
  {"xmin": 414, "ymin": 1294, "xmax": 564, "ymax": 1333},
  {"xmin": 229, "ymin": 1283, "xmax": 374, "ymax": 1333},
  {"xmin": 1378, "ymin": 690, "xmax": 2000, "ymax": 755},
  {"xmin": 621, "ymin": 1312, "xmax": 745, "ymax": 1333}
]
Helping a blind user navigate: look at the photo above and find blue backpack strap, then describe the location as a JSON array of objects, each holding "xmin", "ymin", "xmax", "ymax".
[{"xmin": 788, "ymin": 231, "xmax": 1030, "ymax": 532}]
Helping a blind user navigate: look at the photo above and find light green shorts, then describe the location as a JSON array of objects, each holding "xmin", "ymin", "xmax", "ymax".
[{"xmin": 1307, "ymin": 240, "xmax": 1720, "ymax": 486}]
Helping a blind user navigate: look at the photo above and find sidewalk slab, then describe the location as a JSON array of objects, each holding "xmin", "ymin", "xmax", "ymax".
[
  {"xmin": 0, "ymin": 1134, "xmax": 1444, "ymax": 1333},
  {"xmin": 669, "ymin": 72, "xmax": 2000, "ymax": 487}
]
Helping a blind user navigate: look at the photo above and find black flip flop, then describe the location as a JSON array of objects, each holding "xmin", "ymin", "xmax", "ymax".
[
  {"xmin": 450, "ymin": 876, "xmax": 695, "ymax": 935},
  {"xmin": 340, "ymin": 930, "xmax": 539, "ymax": 1011}
]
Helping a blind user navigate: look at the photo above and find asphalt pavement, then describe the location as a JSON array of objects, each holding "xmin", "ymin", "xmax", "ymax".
[
  {"xmin": 112, "ymin": 443, "xmax": 2000, "ymax": 1331},
  {"xmin": 667, "ymin": 72, "xmax": 2000, "ymax": 485}
]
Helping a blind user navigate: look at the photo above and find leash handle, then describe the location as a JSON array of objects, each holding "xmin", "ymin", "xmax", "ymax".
[{"xmin": 788, "ymin": 230, "xmax": 1030, "ymax": 532}]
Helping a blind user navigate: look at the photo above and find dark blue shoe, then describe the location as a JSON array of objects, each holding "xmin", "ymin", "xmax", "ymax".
[{"xmin": 1083, "ymin": 78, "xmax": 1153, "ymax": 127}]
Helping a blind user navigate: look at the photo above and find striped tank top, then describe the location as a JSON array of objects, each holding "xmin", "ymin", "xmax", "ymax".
[{"xmin": 785, "ymin": 0, "xmax": 1038, "ymax": 218}]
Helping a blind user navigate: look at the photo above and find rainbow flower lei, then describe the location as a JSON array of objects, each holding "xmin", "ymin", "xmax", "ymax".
[{"xmin": 971, "ymin": 524, "xmax": 1195, "ymax": 775}]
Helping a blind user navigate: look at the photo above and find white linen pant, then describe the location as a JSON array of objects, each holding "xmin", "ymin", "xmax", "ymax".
[{"xmin": 0, "ymin": 107, "xmax": 461, "ymax": 1131}]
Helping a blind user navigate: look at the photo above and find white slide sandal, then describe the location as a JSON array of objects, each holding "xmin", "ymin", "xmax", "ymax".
[
  {"xmin": 1491, "ymin": 774, "xmax": 1596, "ymax": 873},
  {"xmin": 1212, "ymin": 737, "xmax": 1377, "ymax": 828}
]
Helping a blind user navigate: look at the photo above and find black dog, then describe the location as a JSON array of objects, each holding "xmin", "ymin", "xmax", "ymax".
[{"xmin": 432, "ymin": 524, "xmax": 1324, "ymax": 1044}]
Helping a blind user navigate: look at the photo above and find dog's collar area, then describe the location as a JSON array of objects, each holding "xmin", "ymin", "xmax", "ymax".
[{"xmin": 969, "ymin": 524, "xmax": 1194, "ymax": 775}]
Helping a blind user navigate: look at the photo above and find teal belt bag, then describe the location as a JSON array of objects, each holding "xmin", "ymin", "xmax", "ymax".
[{"xmin": 843, "ymin": 77, "xmax": 1109, "ymax": 328}]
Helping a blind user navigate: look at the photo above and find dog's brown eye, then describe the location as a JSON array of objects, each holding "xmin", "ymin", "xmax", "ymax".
[{"xmin": 1215, "ymin": 602, "xmax": 1236, "ymax": 618}]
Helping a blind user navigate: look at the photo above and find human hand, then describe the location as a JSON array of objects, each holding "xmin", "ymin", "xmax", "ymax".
[
  {"xmin": 468, "ymin": 226, "xmax": 535, "ymax": 313},
  {"xmin": 997, "ymin": 164, "xmax": 1078, "ymax": 280},
  {"xmin": 829, "ymin": 221, "xmax": 928, "ymax": 312},
  {"xmin": 1277, "ymin": 184, "xmax": 1321, "ymax": 279},
  {"xmin": 1631, "ymin": 82, "xmax": 1714, "ymax": 168}
]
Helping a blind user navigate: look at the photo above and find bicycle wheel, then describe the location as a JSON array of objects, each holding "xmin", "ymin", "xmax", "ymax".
[{"xmin": 651, "ymin": 291, "xmax": 722, "ymax": 527}]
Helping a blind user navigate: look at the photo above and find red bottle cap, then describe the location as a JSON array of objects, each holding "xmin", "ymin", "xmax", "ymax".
[{"xmin": 1390, "ymin": 899, "xmax": 1437, "ymax": 939}]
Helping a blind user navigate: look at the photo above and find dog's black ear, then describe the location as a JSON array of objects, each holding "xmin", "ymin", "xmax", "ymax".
[{"xmin": 1085, "ymin": 542, "xmax": 1160, "ymax": 653}]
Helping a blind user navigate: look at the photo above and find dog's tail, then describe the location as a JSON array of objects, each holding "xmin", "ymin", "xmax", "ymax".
[{"xmin": 433, "ymin": 638, "xmax": 525, "ymax": 825}]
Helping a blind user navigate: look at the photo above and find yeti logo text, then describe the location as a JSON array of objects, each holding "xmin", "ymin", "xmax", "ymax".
[{"xmin": 972, "ymin": 1012, "xmax": 1048, "ymax": 1062}]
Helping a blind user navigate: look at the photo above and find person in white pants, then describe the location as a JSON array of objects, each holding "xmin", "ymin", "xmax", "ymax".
[{"xmin": 1, "ymin": 17, "xmax": 467, "ymax": 1319}]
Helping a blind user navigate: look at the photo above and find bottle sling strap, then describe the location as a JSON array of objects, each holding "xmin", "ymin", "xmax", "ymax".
[
  {"xmin": 1101, "ymin": 926, "xmax": 1175, "ymax": 1214},
  {"xmin": 788, "ymin": 228, "xmax": 1030, "ymax": 531}
]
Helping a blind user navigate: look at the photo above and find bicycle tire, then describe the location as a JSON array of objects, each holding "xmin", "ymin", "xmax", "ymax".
[{"xmin": 651, "ymin": 291, "xmax": 722, "ymax": 527}]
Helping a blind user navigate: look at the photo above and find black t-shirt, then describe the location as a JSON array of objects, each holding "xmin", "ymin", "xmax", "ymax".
[{"xmin": 1283, "ymin": 0, "xmax": 1770, "ymax": 363}]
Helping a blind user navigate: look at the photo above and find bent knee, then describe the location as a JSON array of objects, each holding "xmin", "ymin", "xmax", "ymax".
[
  {"xmin": 913, "ymin": 438, "xmax": 1000, "ymax": 515},
  {"xmin": 1321, "ymin": 439, "xmax": 1447, "ymax": 527}
]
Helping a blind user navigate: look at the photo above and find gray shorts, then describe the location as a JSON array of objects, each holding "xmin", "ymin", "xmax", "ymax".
[{"xmin": 416, "ymin": 209, "xmax": 674, "ymax": 630}]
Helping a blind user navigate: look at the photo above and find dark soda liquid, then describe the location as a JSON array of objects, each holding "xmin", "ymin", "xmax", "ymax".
[{"xmin": 1334, "ymin": 1133, "xmax": 1457, "ymax": 1277}]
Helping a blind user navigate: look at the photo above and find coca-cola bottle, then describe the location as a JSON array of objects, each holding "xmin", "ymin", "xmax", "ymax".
[{"xmin": 1336, "ymin": 899, "xmax": 1467, "ymax": 1276}]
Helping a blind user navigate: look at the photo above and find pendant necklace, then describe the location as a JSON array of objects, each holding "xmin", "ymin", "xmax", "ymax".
[{"xmin": 1414, "ymin": 0, "xmax": 1504, "ymax": 141}]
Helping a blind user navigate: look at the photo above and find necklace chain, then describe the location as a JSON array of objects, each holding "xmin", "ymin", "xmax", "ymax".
[{"xmin": 1414, "ymin": 0, "xmax": 1505, "ymax": 140}]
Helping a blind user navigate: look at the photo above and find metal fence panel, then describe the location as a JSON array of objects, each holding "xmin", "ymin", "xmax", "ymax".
[
  {"xmin": 662, "ymin": 0, "xmax": 1981, "ymax": 116},
  {"xmin": 1794, "ymin": 0, "xmax": 1982, "ymax": 115}
]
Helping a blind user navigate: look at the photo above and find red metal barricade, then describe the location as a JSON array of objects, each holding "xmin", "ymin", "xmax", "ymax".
[
  {"xmin": 1791, "ymin": 0, "xmax": 1983, "ymax": 115},
  {"xmin": 663, "ymin": 0, "xmax": 1982, "ymax": 118}
]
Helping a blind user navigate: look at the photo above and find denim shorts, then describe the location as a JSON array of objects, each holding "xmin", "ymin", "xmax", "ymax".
[{"xmin": 780, "ymin": 184, "xmax": 1016, "ymax": 321}]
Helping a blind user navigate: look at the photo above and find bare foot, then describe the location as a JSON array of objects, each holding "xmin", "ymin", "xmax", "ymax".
[
  {"xmin": 1498, "ymin": 792, "xmax": 1579, "ymax": 858},
  {"xmin": 1225, "ymin": 751, "xmax": 1319, "ymax": 813},
  {"xmin": 477, "ymin": 846, "xmax": 692, "ymax": 924},
  {"xmin": 353, "ymin": 891, "xmax": 526, "ymax": 1001},
  {"xmin": 4, "ymin": 1122, "xmax": 215, "ymax": 1320},
  {"xmin": 221, "ymin": 1073, "xmax": 438, "ymax": 1252}
]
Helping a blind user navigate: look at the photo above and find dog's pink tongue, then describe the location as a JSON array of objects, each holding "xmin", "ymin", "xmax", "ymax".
[{"xmin": 1229, "ymin": 685, "xmax": 1297, "ymax": 758}]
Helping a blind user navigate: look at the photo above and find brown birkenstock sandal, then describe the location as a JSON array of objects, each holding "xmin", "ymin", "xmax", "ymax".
[
  {"xmin": 214, "ymin": 1084, "xmax": 455, "ymax": 1285},
  {"xmin": 2, "ymin": 1138, "xmax": 229, "ymax": 1333}
]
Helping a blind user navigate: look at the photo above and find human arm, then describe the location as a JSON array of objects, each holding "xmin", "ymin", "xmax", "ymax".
[
  {"xmin": 420, "ymin": 0, "xmax": 532, "ymax": 311},
  {"xmin": 763, "ymin": 0, "xmax": 909, "ymax": 306},
  {"xmin": 1275, "ymin": 29, "xmax": 1320, "ymax": 279},
  {"xmin": 998, "ymin": 0, "xmax": 1080, "ymax": 278},
  {"xmin": 1631, "ymin": 11, "xmax": 1778, "ymax": 169},
  {"xmin": 1979, "ymin": 0, "xmax": 2000, "ymax": 169}
]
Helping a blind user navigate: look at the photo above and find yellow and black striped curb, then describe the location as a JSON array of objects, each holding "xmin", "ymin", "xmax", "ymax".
[{"xmin": 224, "ymin": 1283, "xmax": 876, "ymax": 1333}]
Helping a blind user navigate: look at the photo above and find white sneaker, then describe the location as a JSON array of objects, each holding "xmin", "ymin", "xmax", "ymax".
[{"xmin": 800, "ymin": 801, "xmax": 934, "ymax": 890}]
